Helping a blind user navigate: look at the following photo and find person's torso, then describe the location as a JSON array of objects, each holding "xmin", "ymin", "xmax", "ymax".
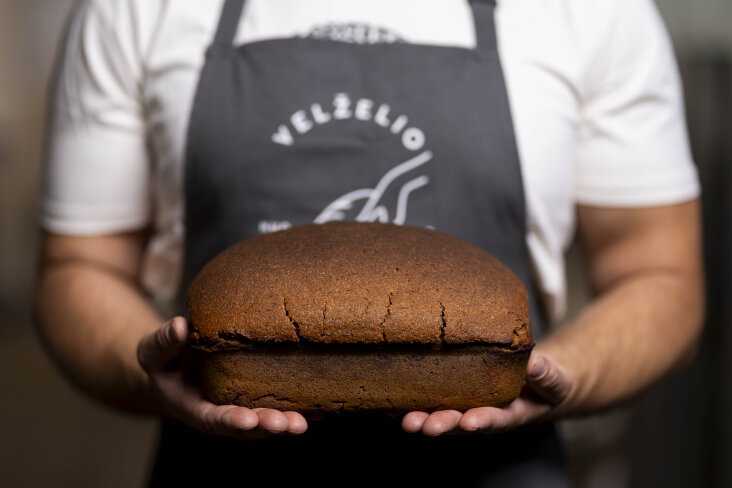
[
  {"xmin": 138, "ymin": 0, "xmax": 583, "ymax": 320},
  {"xmin": 150, "ymin": 2, "xmax": 568, "ymax": 484}
]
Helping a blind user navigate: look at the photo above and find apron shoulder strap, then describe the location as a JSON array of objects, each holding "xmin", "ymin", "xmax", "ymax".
[
  {"xmin": 213, "ymin": 0, "xmax": 246, "ymax": 46},
  {"xmin": 470, "ymin": 0, "xmax": 498, "ymax": 52}
]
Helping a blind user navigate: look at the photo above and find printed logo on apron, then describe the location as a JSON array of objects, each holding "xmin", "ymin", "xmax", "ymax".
[
  {"xmin": 265, "ymin": 92, "xmax": 431, "ymax": 232},
  {"xmin": 302, "ymin": 23, "xmax": 405, "ymax": 44}
]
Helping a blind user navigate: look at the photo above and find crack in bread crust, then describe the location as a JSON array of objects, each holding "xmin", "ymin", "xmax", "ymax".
[
  {"xmin": 188, "ymin": 222, "xmax": 531, "ymax": 347},
  {"xmin": 187, "ymin": 222, "xmax": 534, "ymax": 411}
]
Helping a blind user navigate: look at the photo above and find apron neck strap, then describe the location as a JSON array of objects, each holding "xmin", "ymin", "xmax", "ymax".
[
  {"xmin": 213, "ymin": 0, "xmax": 245, "ymax": 46},
  {"xmin": 470, "ymin": 0, "xmax": 498, "ymax": 52}
]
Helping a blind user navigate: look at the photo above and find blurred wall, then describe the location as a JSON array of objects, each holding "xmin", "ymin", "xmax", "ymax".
[
  {"xmin": 0, "ymin": 2, "xmax": 158, "ymax": 488},
  {"xmin": 0, "ymin": 1, "xmax": 729, "ymax": 487},
  {"xmin": 660, "ymin": 0, "xmax": 732, "ymax": 54},
  {"xmin": 0, "ymin": 0, "xmax": 75, "ymax": 318}
]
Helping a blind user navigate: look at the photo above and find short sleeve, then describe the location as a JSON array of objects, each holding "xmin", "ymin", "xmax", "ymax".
[
  {"xmin": 574, "ymin": 0, "xmax": 700, "ymax": 207},
  {"xmin": 40, "ymin": 0, "xmax": 161, "ymax": 234}
]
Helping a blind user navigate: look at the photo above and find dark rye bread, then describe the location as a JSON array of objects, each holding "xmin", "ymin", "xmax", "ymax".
[{"xmin": 187, "ymin": 222, "xmax": 533, "ymax": 413}]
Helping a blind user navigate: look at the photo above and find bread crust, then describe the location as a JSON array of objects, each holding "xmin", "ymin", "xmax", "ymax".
[
  {"xmin": 187, "ymin": 222, "xmax": 534, "ymax": 412},
  {"xmin": 188, "ymin": 222, "xmax": 532, "ymax": 348},
  {"xmin": 198, "ymin": 344, "xmax": 533, "ymax": 413}
]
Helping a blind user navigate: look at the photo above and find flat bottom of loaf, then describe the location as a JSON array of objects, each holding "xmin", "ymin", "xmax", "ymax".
[{"xmin": 198, "ymin": 344, "xmax": 533, "ymax": 413}]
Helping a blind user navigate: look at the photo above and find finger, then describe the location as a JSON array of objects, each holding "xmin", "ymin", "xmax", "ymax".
[
  {"xmin": 459, "ymin": 406, "xmax": 520, "ymax": 433},
  {"xmin": 138, "ymin": 317, "xmax": 189, "ymax": 371},
  {"xmin": 180, "ymin": 391, "xmax": 298, "ymax": 440},
  {"xmin": 252, "ymin": 408, "xmax": 290, "ymax": 434},
  {"xmin": 157, "ymin": 374, "xmax": 305, "ymax": 439},
  {"xmin": 402, "ymin": 411, "xmax": 429, "ymax": 433},
  {"xmin": 150, "ymin": 368, "xmax": 257, "ymax": 437},
  {"xmin": 217, "ymin": 405, "xmax": 261, "ymax": 434},
  {"xmin": 420, "ymin": 410, "xmax": 463, "ymax": 437},
  {"xmin": 525, "ymin": 352, "xmax": 573, "ymax": 405},
  {"xmin": 282, "ymin": 411, "xmax": 308, "ymax": 434},
  {"xmin": 195, "ymin": 403, "xmax": 260, "ymax": 438}
]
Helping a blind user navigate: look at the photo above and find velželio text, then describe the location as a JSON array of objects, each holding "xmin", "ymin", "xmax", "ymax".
[{"xmin": 271, "ymin": 92, "xmax": 426, "ymax": 151}]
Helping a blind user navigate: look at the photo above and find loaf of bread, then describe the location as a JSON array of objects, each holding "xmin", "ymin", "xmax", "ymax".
[{"xmin": 187, "ymin": 222, "xmax": 533, "ymax": 413}]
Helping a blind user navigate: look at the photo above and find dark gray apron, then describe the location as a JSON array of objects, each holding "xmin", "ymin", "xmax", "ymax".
[{"xmin": 149, "ymin": 0, "xmax": 568, "ymax": 485}]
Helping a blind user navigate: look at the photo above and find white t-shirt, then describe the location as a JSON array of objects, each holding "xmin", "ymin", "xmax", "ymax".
[{"xmin": 41, "ymin": 0, "xmax": 700, "ymax": 322}]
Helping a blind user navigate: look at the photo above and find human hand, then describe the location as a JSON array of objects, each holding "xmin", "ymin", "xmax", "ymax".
[
  {"xmin": 137, "ymin": 316, "xmax": 308, "ymax": 439},
  {"xmin": 401, "ymin": 351, "xmax": 573, "ymax": 436}
]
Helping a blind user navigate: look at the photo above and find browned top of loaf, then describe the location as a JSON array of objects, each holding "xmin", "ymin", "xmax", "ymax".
[{"xmin": 187, "ymin": 222, "xmax": 531, "ymax": 350}]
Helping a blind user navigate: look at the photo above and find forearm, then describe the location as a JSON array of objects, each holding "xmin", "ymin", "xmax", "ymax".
[
  {"xmin": 538, "ymin": 256, "xmax": 704, "ymax": 416},
  {"xmin": 34, "ymin": 259, "xmax": 165, "ymax": 415}
]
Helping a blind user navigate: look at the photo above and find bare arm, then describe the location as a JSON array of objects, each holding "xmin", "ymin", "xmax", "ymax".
[
  {"xmin": 34, "ymin": 231, "xmax": 161, "ymax": 413},
  {"xmin": 33, "ymin": 231, "xmax": 308, "ymax": 436},
  {"xmin": 404, "ymin": 199, "xmax": 705, "ymax": 434},
  {"xmin": 538, "ymin": 199, "xmax": 705, "ymax": 414}
]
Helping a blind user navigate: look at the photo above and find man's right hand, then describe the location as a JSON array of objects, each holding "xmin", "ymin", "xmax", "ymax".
[{"xmin": 137, "ymin": 316, "xmax": 309, "ymax": 439}]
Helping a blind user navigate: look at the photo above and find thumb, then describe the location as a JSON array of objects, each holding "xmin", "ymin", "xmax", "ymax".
[
  {"xmin": 525, "ymin": 352, "xmax": 573, "ymax": 406},
  {"xmin": 138, "ymin": 317, "xmax": 189, "ymax": 371}
]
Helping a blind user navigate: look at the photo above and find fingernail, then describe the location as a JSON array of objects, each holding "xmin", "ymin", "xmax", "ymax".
[
  {"xmin": 531, "ymin": 356, "xmax": 547, "ymax": 378},
  {"xmin": 168, "ymin": 319, "xmax": 183, "ymax": 343}
]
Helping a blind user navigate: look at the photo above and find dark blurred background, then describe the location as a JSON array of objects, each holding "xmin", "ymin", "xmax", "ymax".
[{"xmin": 1, "ymin": 1, "xmax": 730, "ymax": 486}]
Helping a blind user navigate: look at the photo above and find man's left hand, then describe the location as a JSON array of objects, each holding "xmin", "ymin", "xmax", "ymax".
[{"xmin": 401, "ymin": 351, "xmax": 574, "ymax": 436}]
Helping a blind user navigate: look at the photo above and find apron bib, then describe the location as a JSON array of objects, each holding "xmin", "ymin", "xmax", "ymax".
[{"xmin": 150, "ymin": 1, "xmax": 568, "ymax": 485}]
